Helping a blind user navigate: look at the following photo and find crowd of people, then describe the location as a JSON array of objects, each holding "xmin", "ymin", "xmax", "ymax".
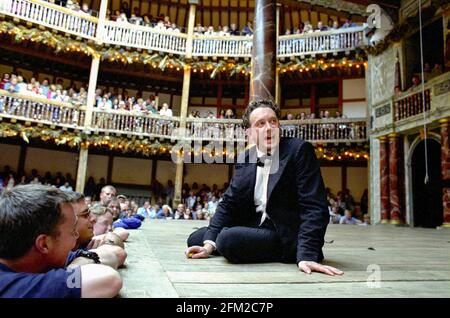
[
  {"xmin": 0, "ymin": 165, "xmax": 225, "ymax": 221},
  {"xmin": 0, "ymin": 73, "xmax": 240, "ymax": 121},
  {"xmin": 326, "ymin": 188, "xmax": 369, "ymax": 225},
  {"xmin": 1, "ymin": 72, "xmax": 356, "ymax": 122},
  {"xmin": 0, "ymin": 181, "xmax": 131, "ymax": 297},
  {"xmin": 44, "ymin": 0, "xmax": 361, "ymax": 37},
  {"xmin": 409, "ymin": 62, "xmax": 443, "ymax": 90},
  {"xmin": 1, "ymin": 164, "xmax": 368, "ymax": 225}
]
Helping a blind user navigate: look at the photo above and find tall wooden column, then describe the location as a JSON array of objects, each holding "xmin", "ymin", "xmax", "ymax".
[
  {"xmin": 380, "ymin": 136, "xmax": 390, "ymax": 223},
  {"xmin": 75, "ymin": 145, "xmax": 89, "ymax": 193},
  {"xmin": 174, "ymin": 2, "xmax": 196, "ymax": 208},
  {"xmin": 75, "ymin": 0, "xmax": 108, "ymax": 193},
  {"xmin": 440, "ymin": 119, "xmax": 450, "ymax": 227},
  {"xmin": 274, "ymin": 3, "xmax": 281, "ymax": 105},
  {"xmin": 389, "ymin": 133, "xmax": 403, "ymax": 224},
  {"xmin": 250, "ymin": 0, "xmax": 276, "ymax": 102}
]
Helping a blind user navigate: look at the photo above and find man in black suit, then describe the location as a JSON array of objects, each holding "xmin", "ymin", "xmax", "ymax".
[{"xmin": 185, "ymin": 99, "xmax": 343, "ymax": 276}]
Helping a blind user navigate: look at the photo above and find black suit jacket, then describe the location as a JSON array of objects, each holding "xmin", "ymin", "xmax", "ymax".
[{"xmin": 204, "ymin": 138, "xmax": 329, "ymax": 263}]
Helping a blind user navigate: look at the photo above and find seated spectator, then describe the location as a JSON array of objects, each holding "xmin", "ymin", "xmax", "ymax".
[
  {"xmin": 174, "ymin": 203, "xmax": 185, "ymax": 220},
  {"xmin": 242, "ymin": 21, "xmax": 253, "ymax": 36},
  {"xmin": 360, "ymin": 214, "xmax": 371, "ymax": 226},
  {"xmin": 342, "ymin": 15, "xmax": 357, "ymax": 28},
  {"xmin": 59, "ymin": 181, "xmax": 73, "ymax": 192},
  {"xmin": 0, "ymin": 73, "xmax": 10, "ymax": 89},
  {"xmin": 100, "ymin": 185, "xmax": 117, "ymax": 205},
  {"xmin": 136, "ymin": 201, "xmax": 152, "ymax": 219},
  {"xmin": 157, "ymin": 205, "xmax": 173, "ymax": 219},
  {"xmin": 429, "ymin": 63, "xmax": 442, "ymax": 80},
  {"xmin": 329, "ymin": 206, "xmax": 341, "ymax": 224},
  {"xmin": 4, "ymin": 76, "xmax": 19, "ymax": 93},
  {"xmin": 90, "ymin": 205, "xmax": 114, "ymax": 236},
  {"xmin": 207, "ymin": 196, "xmax": 218, "ymax": 216},
  {"xmin": 339, "ymin": 209, "xmax": 362, "ymax": 225},
  {"xmin": 229, "ymin": 23, "xmax": 240, "ymax": 35},
  {"xmin": 68, "ymin": 193, "xmax": 126, "ymax": 269},
  {"xmin": 0, "ymin": 184, "xmax": 122, "ymax": 298},
  {"xmin": 84, "ymin": 196, "xmax": 92, "ymax": 207},
  {"xmin": 409, "ymin": 75, "xmax": 421, "ymax": 89},
  {"xmin": 159, "ymin": 103, "xmax": 173, "ymax": 117}
]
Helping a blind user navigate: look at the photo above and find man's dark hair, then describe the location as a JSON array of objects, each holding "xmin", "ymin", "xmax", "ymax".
[
  {"xmin": 66, "ymin": 191, "xmax": 85, "ymax": 203},
  {"xmin": 242, "ymin": 99, "xmax": 281, "ymax": 128},
  {"xmin": 0, "ymin": 184, "xmax": 72, "ymax": 260}
]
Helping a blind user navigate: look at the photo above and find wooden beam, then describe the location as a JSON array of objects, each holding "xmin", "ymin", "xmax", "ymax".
[
  {"xmin": 310, "ymin": 83, "xmax": 315, "ymax": 114},
  {"xmin": 107, "ymin": 154, "xmax": 114, "ymax": 184},
  {"xmin": 341, "ymin": 165, "xmax": 347, "ymax": 193},
  {"xmin": 175, "ymin": 0, "xmax": 180, "ymax": 28},
  {"xmin": 17, "ymin": 143, "xmax": 27, "ymax": 175},
  {"xmin": 151, "ymin": 158, "xmax": 157, "ymax": 182}
]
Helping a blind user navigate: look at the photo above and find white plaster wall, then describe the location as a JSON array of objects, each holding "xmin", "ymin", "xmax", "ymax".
[
  {"xmin": 111, "ymin": 157, "xmax": 152, "ymax": 185},
  {"xmin": 0, "ymin": 143, "xmax": 20, "ymax": 171}
]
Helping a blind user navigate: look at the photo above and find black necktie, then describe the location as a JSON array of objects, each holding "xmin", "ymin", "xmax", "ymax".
[{"xmin": 256, "ymin": 155, "xmax": 271, "ymax": 167}]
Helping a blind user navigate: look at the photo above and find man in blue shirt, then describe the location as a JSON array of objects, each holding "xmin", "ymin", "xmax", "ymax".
[{"xmin": 0, "ymin": 184, "xmax": 123, "ymax": 298}]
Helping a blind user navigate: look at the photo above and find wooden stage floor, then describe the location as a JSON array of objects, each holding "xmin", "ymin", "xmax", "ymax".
[{"xmin": 118, "ymin": 220, "xmax": 450, "ymax": 298}]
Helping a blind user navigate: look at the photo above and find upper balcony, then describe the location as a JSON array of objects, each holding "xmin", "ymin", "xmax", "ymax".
[
  {"xmin": 371, "ymin": 71, "xmax": 450, "ymax": 137},
  {"xmin": 0, "ymin": 0, "xmax": 368, "ymax": 59},
  {"xmin": 0, "ymin": 90, "xmax": 367, "ymax": 146}
]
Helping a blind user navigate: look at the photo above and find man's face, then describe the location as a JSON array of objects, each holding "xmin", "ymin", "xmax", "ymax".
[
  {"xmin": 72, "ymin": 201, "xmax": 95, "ymax": 246},
  {"xmin": 93, "ymin": 213, "xmax": 113, "ymax": 236},
  {"xmin": 144, "ymin": 201, "xmax": 150, "ymax": 208},
  {"xmin": 47, "ymin": 203, "xmax": 78, "ymax": 268},
  {"xmin": 177, "ymin": 204, "xmax": 185, "ymax": 213},
  {"xmin": 108, "ymin": 201, "xmax": 120, "ymax": 219},
  {"xmin": 100, "ymin": 188, "xmax": 116, "ymax": 203},
  {"xmin": 248, "ymin": 107, "xmax": 280, "ymax": 153}
]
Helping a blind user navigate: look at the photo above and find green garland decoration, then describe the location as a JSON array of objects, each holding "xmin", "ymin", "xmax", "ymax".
[
  {"xmin": 0, "ymin": 122, "xmax": 368, "ymax": 160},
  {"xmin": 0, "ymin": 122, "xmax": 173, "ymax": 156},
  {"xmin": 315, "ymin": 144, "xmax": 370, "ymax": 161},
  {"xmin": 0, "ymin": 20, "xmax": 367, "ymax": 79}
]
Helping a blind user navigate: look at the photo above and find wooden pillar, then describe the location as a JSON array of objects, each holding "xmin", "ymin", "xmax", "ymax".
[
  {"xmin": 341, "ymin": 165, "xmax": 347, "ymax": 194},
  {"xmin": 174, "ymin": 1, "xmax": 196, "ymax": 207},
  {"xmin": 75, "ymin": 0, "xmax": 108, "ymax": 193},
  {"xmin": 310, "ymin": 84, "xmax": 316, "ymax": 114},
  {"xmin": 380, "ymin": 136, "xmax": 390, "ymax": 223},
  {"xmin": 75, "ymin": 146, "xmax": 89, "ymax": 193},
  {"xmin": 275, "ymin": 4, "xmax": 281, "ymax": 105},
  {"xmin": 84, "ymin": 56, "xmax": 100, "ymax": 128},
  {"xmin": 389, "ymin": 133, "xmax": 403, "ymax": 224},
  {"xmin": 151, "ymin": 158, "xmax": 157, "ymax": 182},
  {"xmin": 250, "ymin": 0, "xmax": 277, "ymax": 102},
  {"xmin": 96, "ymin": 0, "xmax": 109, "ymax": 44},
  {"xmin": 440, "ymin": 119, "xmax": 450, "ymax": 227},
  {"xmin": 106, "ymin": 154, "xmax": 113, "ymax": 184}
]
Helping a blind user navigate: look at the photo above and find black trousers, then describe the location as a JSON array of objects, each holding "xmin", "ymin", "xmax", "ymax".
[{"xmin": 187, "ymin": 220, "xmax": 286, "ymax": 263}]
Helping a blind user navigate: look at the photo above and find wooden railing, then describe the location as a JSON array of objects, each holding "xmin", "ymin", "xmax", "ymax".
[
  {"xmin": 0, "ymin": 91, "xmax": 367, "ymax": 143},
  {"xmin": 91, "ymin": 108, "xmax": 180, "ymax": 139},
  {"xmin": 280, "ymin": 118, "xmax": 367, "ymax": 142},
  {"xmin": 104, "ymin": 20, "xmax": 187, "ymax": 55},
  {"xmin": 192, "ymin": 35, "xmax": 253, "ymax": 58},
  {"xmin": 394, "ymin": 89, "xmax": 431, "ymax": 121},
  {"xmin": 278, "ymin": 27, "xmax": 366, "ymax": 57},
  {"xmin": 0, "ymin": 0, "xmax": 367, "ymax": 58},
  {"xmin": 185, "ymin": 117, "xmax": 246, "ymax": 141},
  {"xmin": 0, "ymin": 90, "xmax": 86, "ymax": 128},
  {"xmin": 0, "ymin": 0, "xmax": 97, "ymax": 40}
]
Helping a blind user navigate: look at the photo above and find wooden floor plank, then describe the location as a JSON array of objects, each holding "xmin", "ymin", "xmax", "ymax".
[{"xmin": 118, "ymin": 220, "xmax": 450, "ymax": 298}]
